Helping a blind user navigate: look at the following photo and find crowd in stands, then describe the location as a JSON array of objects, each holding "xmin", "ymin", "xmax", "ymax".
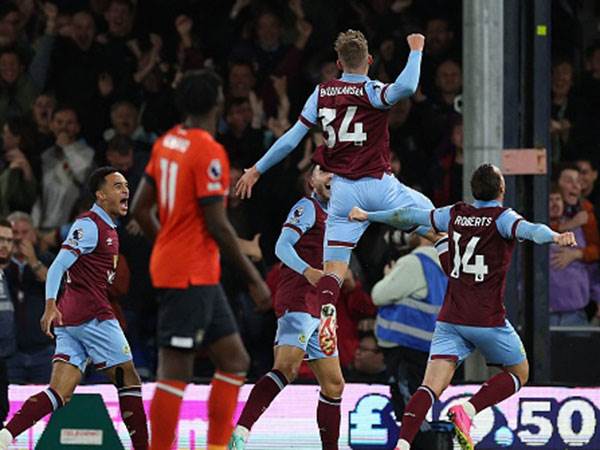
[{"xmin": 0, "ymin": 0, "xmax": 597, "ymax": 391}]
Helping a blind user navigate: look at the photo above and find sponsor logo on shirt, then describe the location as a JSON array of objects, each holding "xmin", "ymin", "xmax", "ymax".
[{"xmin": 106, "ymin": 237, "xmax": 113, "ymax": 246}]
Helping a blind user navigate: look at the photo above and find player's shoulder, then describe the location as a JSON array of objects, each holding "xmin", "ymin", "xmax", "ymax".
[{"xmin": 289, "ymin": 196, "xmax": 316, "ymax": 216}]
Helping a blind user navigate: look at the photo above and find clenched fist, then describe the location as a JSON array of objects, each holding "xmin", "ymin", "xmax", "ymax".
[{"xmin": 407, "ymin": 33, "xmax": 425, "ymax": 52}]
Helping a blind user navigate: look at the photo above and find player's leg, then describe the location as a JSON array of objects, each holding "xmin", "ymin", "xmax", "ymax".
[
  {"xmin": 151, "ymin": 347, "xmax": 194, "ymax": 450},
  {"xmin": 231, "ymin": 312, "xmax": 311, "ymax": 448},
  {"xmin": 77, "ymin": 318, "xmax": 148, "ymax": 450},
  {"xmin": 149, "ymin": 287, "xmax": 212, "ymax": 450},
  {"xmin": 204, "ymin": 286, "xmax": 249, "ymax": 450},
  {"xmin": 0, "ymin": 326, "xmax": 86, "ymax": 447},
  {"xmin": 308, "ymin": 344, "xmax": 344, "ymax": 450},
  {"xmin": 454, "ymin": 321, "xmax": 528, "ymax": 429},
  {"xmin": 396, "ymin": 321, "xmax": 472, "ymax": 450}
]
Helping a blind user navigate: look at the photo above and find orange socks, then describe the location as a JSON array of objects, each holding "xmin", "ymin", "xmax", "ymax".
[
  {"xmin": 207, "ymin": 370, "xmax": 245, "ymax": 448},
  {"xmin": 149, "ymin": 380, "xmax": 187, "ymax": 450}
]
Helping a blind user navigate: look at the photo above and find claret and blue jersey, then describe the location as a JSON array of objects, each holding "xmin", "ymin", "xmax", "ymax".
[{"xmin": 253, "ymin": 49, "xmax": 433, "ymax": 264}]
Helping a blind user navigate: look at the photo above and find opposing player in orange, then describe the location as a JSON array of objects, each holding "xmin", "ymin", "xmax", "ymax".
[{"xmin": 132, "ymin": 70, "xmax": 271, "ymax": 450}]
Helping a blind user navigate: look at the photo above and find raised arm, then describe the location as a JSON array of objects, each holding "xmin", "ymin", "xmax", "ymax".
[{"xmin": 349, "ymin": 205, "xmax": 452, "ymax": 232}]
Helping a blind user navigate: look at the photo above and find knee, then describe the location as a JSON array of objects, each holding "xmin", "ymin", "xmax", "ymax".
[
  {"xmin": 321, "ymin": 376, "xmax": 345, "ymax": 399},
  {"xmin": 273, "ymin": 360, "xmax": 302, "ymax": 383},
  {"xmin": 219, "ymin": 347, "xmax": 251, "ymax": 374}
]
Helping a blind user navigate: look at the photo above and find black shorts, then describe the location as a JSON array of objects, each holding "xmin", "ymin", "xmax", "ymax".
[{"xmin": 156, "ymin": 284, "xmax": 238, "ymax": 350}]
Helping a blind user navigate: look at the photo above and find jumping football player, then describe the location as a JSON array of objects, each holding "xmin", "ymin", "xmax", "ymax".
[
  {"xmin": 236, "ymin": 30, "xmax": 435, "ymax": 355},
  {"xmin": 349, "ymin": 164, "xmax": 576, "ymax": 450},
  {"xmin": 230, "ymin": 165, "xmax": 344, "ymax": 450},
  {"xmin": 0, "ymin": 167, "xmax": 148, "ymax": 450},
  {"xmin": 132, "ymin": 70, "xmax": 270, "ymax": 450}
]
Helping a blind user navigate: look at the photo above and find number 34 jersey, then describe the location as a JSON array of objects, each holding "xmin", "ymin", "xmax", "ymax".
[
  {"xmin": 301, "ymin": 77, "xmax": 393, "ymax": 180},
  {"xmin": 431, "ymin": 201, "xmax": 524, "ymax": 327},
  {"xmin": 145, "ymin": 125, "xmax": 230, "ymax": 288}
]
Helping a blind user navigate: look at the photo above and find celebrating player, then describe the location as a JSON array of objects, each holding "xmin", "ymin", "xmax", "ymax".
[
  {"xmin": 230, "ymin": 165, "xmax": 344, "ymax": 450},
  {"xmin": 349, "ymin": 164, "xmax": 576, "ymax": 450},
  {"xmin": 0, "ymin": 167, "xmax": 148, "ymax": 450},
  {"xmin": 236, "ymin": 30, "xmax": 435, "ymax": 354},
  {"xmin": 131, "ymin": 70, "xmax": 271, "ymax": 450}
]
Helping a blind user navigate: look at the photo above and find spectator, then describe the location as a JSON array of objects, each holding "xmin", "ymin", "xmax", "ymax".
[
  {"xmin": 0, "ymin": 2, "xmax": 20, "ymax": 48},
  {"xmin": 0, "ymin": 116, "xmax": 38, "ymax": 215},
  {"xmin": 97, "ymin": 0, "xmax": 138, "ymax": 99},
  {"xmin": 231, "ymin": 9, "xmax": 312, "ymax": 117},
  {"xmin": 371, "ymin": 233, "xmax": 446, "ymax": 422},
  {"xmin": 550, "ymin": 58, "xmax": 587, "ymax": 161},
  {"xmin": 5, "ymin": 211, "xmax": 53, "ymax": 384},
  {"xmin": 420, "ymin": 16, "xmax": 459, "ymax": 96},
  {"xmin": 49, "ymin": 10, "xmax": 106, "ymax": 138},
  {"xmin": 219, "ymin": 97, "xmax": 268, "ymax": 169},
  {"xmin": 431, "ymin": 59, "xmax": 462, "ymax": 115},
  {"xmin": 35, "ymin": 106, "xmax": 94, "ymax": 229},
  {"xmin": 227, "ymin": 60, "xmax": 257, "ymax": 99},
  {"xmin": 0, "ymin": 219, "xmax": 15, "ymax": 425},
  {"xmin": 0, "ymin": 47, "xmax": 39, "ymax": 125},
  {"xmin": 336, "ymin": 268, "xmax": 378, "ymax": 370},
  {"xmin": 103, "ymin": 100, "xmax": 155, "ymax": 150},
  {"xmin": 548, "ymin": 185, "xmax": 600, "ymax": 325},
  {"xmin": 342, "ymin": 332, "xmax": 387, "ymax": 383},
  {"xmin": 552, "ymin": 163, "xmax": 600, "ymax": 264},
  {"xmin": 30, "ymin": 92, "xmax": 55, "ymax": 152},
  {"xmin": 431, "ymin": 115, "xmax": 463, "ymax": 206},
  {"xmin": 575, "ymin": 158, "xmax": 600, "ymax": 222},
  {"xmin": 104, "ymin": 134, "xmax": 147, "ymax": 194}
]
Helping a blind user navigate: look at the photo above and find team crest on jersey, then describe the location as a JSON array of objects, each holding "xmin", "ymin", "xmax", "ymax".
[
  {"xmin": 290, "ymin": 206, "xmax": 304, "ymax": 224},
  {"xmin": 207, "ymin": 158, "xmax": 222, "ymax": 180},
  {"xmin": 72, "ymin": 228, "xmax": 84, "ymax": 241}
]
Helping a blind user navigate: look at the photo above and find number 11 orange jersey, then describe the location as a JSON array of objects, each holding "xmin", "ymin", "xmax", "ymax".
[{"xmin": 144, "ymin": 125, "xmax": 230, "ymax": 288}]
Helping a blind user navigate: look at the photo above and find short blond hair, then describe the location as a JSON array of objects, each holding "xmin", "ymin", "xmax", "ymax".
[{"xmin": 334, "ymin": 30, "xmax": 369, "ymax": 69}]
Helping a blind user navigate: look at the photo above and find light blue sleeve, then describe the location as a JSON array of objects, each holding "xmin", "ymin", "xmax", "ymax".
[
  {"xmin": 496, "ymin": 209, "xmax": 524, "ymax": 239},
  {"xmin": 367, "ymin": 207, "xmax": 432, "ymax": 229},
  {"xmin": 366, "ymin": 51, "xmax": 422, "ymax": 109},
  {"xmin": 274, "ymin": 198, "xmax": 317, "ymax": 274},
  {"xmin": 45, "ymin": 249, "xmax": 78, "ymax": 300},
  {"xmin": 515, "ymin": 221, "xmax": 558, "ymax": 244},
  {"xmin": 299, "ymin": 86, "xmax": 319, "ymax": 126},
  {"xmin": 255, "ymin": 121, "xmax": 310, "ymax": 174},
  {"xmin": 431, "ymin": 206, "xmax": 452, "ymax": 232},
  {"xmin": 61, "ymin": 218, "xmax": 99, "ymax": 256}
]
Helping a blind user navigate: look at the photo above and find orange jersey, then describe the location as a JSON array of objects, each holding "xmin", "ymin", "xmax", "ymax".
[{"xmin": 145, "ymin": 125, "xmax": 230, "ymax": 288}]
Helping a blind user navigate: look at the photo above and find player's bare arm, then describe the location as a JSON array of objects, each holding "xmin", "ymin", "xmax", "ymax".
[
  {"xmin": 131, "ymin": 177, "xmax": 161, "ymax": 242},
  {"xmin": 304, "ymin": 266, "xmax": 324, "ymax": 287},
  {"xmin": 348, "ymin": 206, "xmax": 368, "ymax": 222},
  {"xmin": 40, "ymin": 298, "xmax": 62, "ymax": 339},
  {"xmin": 202, "ymin": 199, "xmax": 271, "ymax": 311}
]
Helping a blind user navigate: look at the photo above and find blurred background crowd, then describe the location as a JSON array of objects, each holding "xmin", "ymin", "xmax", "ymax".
[{"xmin": 0, "ymin": 0, "xmax": 598, "ymax": 391}]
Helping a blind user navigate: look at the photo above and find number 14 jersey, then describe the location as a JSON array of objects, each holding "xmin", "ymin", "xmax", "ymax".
[
  {"xmin": 145, "ymin": 125, "xmax": 230, "ymax": 288},
  {"xmin": 431, "ymin": 201, "xmax": 523, "ymax": 327}
]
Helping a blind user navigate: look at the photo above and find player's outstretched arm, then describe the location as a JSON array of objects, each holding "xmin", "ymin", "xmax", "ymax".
[
  {"xmin": 203, "ymin": 199, "xmax": 272, "ymax": 311},
  {"xmin": 383, "ymin": 34, "xmax": 425, "ymax": 105},
  {"xmin": 349, "ymin": 206, "xmax": 432, "ymax": 229},
  {"xmin": 41, "ymin": 249, "xmax": 77, "ymax": 338},
  {"xmin": 235, "ymin": 121, "xmax": 310, "ymax": 199},
  {"xmin": 516, "ymin": 221, "xmax": 577, "ymax": 246},
  {"xmin": 275, "ymin": 228, "xmax": 323, "ymax": 287},
  {"xmin": 131, "ymin": 176, "xmax": 160, "ymax": 242}
]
